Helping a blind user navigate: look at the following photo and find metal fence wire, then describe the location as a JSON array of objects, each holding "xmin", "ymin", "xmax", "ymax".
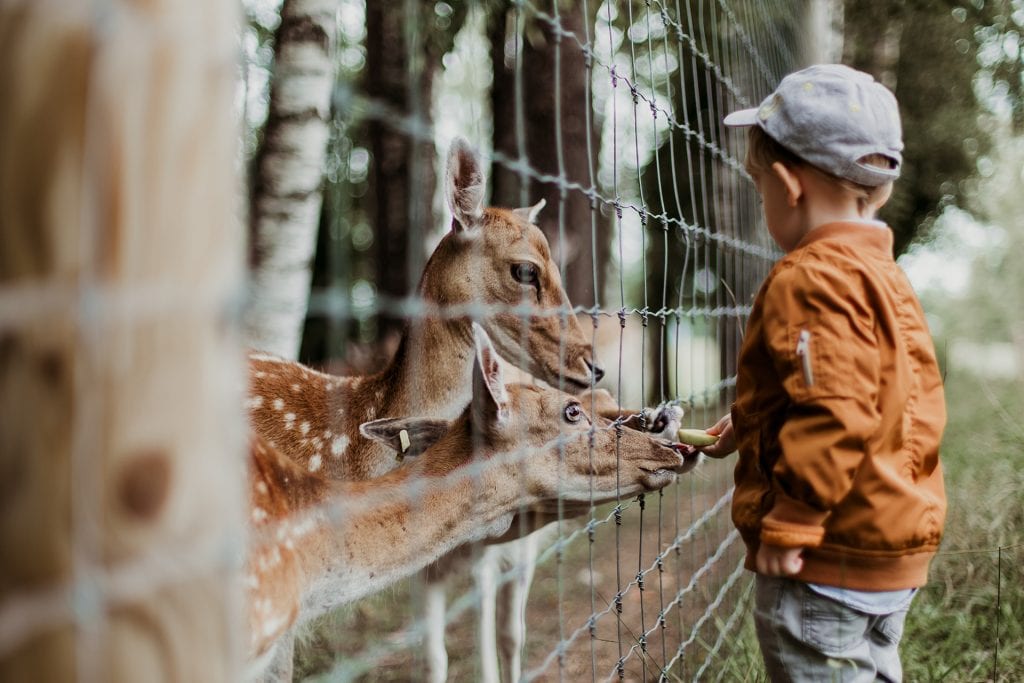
[
  {"xmin": 239, "ymin": 1, "xmax": 804, "ymax": 680},
  {"xmin": 3, "ymin": 1, "xmax": 1022, "ymax": 681},
  {"xmin": 0, "ymin": 0, "xmax": 812, "ymax": 681}
]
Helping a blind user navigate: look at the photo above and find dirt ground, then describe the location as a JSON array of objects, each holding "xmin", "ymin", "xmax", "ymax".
[{"xmin": 294, "ymin": 456, "xmax": 756, "ymax": 682}]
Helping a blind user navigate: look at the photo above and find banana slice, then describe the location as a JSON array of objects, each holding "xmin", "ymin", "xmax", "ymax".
[{"xmin": 676, "ymin": 428, "xmax": 719, "ymax": 447}]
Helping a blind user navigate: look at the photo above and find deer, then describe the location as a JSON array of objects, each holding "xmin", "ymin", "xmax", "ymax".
[
  {"xmin": 245, "ymin": 326, "xmax": 697, "ymax": 680},
  {"xmin": 244, "ymin": 137, "xmax": 684, "ymax": 680},
  {"xmin": 246, "ymin": 137, "xmax": 671, "ymax": 480}
]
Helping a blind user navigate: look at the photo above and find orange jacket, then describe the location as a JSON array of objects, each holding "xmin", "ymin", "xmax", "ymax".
[{"xmin": 731, "ymin": 222, "xmax": 946, "ymax": 590}]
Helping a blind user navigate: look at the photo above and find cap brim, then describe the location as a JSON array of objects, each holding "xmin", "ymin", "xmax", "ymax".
[{"xmin": 723, "ymin": 108, "xmax": 758, "ymax": 127}]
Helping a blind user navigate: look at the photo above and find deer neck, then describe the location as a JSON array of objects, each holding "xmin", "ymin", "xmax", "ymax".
[
  {"xmin": 371, "ymin": 316, "xmax": 475, "ymax": 420},
  {"xmin": 291, "ymin": 421, "xmax": 521, "ymax": 621}
]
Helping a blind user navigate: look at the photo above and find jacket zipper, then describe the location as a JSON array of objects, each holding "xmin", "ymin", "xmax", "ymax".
[{"xmin": 795, "ymin": 329, "xmax": 814, "ymax": 386}]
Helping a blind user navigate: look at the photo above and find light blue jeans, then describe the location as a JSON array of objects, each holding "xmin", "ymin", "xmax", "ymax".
[{"xmin": 754, "ymin": 575, "xmax": 909, "ymax": 682}]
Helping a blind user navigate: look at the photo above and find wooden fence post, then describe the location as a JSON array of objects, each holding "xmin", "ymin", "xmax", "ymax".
[{"xmin": 0, "ymin": 0, "xmax": 244, "ymax": 679}]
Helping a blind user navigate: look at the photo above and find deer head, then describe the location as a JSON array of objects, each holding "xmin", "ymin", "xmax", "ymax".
[
  {"xmin": 362, "ymin": 324, "xmax": 694, "ymax": 506},
  {"xmin": 417, "ymin": 138, "xmax": 602, "ymax": 391}
]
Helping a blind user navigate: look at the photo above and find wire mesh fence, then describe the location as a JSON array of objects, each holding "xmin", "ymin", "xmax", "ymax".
[
  {"xmin": 4, "ymin": 1, "xmax": 1024, "ymax": 682},
  {"xmin": 239, "ymin": 1, "xmax": 804, "ymax": 680}
]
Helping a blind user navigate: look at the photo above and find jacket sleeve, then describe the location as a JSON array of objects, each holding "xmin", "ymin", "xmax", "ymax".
[{"xmin": 758, "ymin": 262, "xmax": 882, "ymax": 549}]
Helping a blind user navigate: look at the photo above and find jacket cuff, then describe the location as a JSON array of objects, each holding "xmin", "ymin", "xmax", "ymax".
[{"xmin": 760, "ymin": 494, "xmax": 829, "ymax": 548}]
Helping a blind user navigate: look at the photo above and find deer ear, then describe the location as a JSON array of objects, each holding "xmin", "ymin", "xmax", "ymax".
[
  {"xmin": 359, "ymin": 417, "xmax": 451, "ymax": 459},
  {"xmin": 512, "ymin": 198, "xmax": 546, "ymax": 224},
  {"xmin": 471, "ymin": 323, "xmax": 509, "ymax": 425},
  {"xmin": 445, "ymin": 137, "xmax": 485, "ymax": 232}
]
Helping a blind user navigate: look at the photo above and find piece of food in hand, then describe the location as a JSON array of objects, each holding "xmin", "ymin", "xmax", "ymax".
[{"xmin": 676, "ymin": 428, "xmax": 720, "ymax": 447}]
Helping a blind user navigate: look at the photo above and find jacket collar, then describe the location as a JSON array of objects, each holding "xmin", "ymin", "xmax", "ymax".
[{"xmin": 794, "ymin": 221, "xmax": 894, "ymax": 260}]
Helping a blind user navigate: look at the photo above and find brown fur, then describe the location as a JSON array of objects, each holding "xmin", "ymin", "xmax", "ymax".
[
  {"xmin": 246, "ymin": 144, "xmax": 609, "ymax": 484},
  {"xmin": 244, "ymin": 368, "xmax": 693, "ymax": 663}
]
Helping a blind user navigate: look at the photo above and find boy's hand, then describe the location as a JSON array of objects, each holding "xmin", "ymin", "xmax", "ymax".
[
  {"xmin": 756, "ymin": 543, "xmax": 804, "ymax": 576},
  {"xmin": 697, "ymin": 414, "xmax": 736, "ymax": 458}
]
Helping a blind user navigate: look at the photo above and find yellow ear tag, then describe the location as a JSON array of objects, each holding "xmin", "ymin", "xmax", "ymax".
[{"xmin": 399, "ymin": 429, "xmax": 411, "ymax": 453}]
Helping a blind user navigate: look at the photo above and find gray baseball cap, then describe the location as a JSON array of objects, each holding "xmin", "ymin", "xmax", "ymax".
[{"xmin": 724, "ymin": 64, "xmax": 903, "ymax": 187}]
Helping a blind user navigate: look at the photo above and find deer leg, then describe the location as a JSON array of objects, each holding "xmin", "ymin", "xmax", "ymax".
[
  {"xmin": 496, "ymin": 533, "xmax": 540, "ymax": 683},
  {"xmin": 475, "ymin": 548, "xmax": 502, "ymax": 683},
  {"xmin": 424, "ymin": 580, "xmax": 449, "ymax": 683}
]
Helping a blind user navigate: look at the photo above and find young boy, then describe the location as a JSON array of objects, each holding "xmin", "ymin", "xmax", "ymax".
[{"xmin": 698, "ymin": 64, "xmax": 947, "ymax": 681}]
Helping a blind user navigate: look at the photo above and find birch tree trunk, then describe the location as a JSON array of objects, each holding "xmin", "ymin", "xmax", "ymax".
[
  {"xmin": 0, "ymin": 0, "xmax": 244, "ymax": 679},
  {"xmin": 246, "ymin": 0, "xmax": 336, "ymax": 359},
  {"xmin": 806, "ymin": 0, "xmax": 844, "ymax": 64}
]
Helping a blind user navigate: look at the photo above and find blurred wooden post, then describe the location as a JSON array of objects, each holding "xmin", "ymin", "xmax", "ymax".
[{"xmin": 0, "ymin": 0, "xmax": 244, "ymax": 680}]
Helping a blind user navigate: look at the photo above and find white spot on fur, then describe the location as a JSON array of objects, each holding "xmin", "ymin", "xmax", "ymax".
[
  {"xmin": 257, "ymin": 547, "xmax": 282, "ymax": 572},
  {"xmin": 284, "ymin": 413, "xmax": 296, "ymax": 429},
  {"xmin": 292, "ymin": 516, "xmax": 317, "ymax": 537},
  {"xmin": 256, "ymin": 481, "xmax": 268, "ymax": 494},
  {"xmin": 252, "ymin": 507, "xmax": 267, "ymax": 523},
  {"xmin": 273, "ymin": 398, "xmax": 284, "ymax": 411},
  {"xmin": 299, "ymin": 421, "xmax": 310, "ymax": 435},
  {"xmin": 291, "ymin": 383, "xmax": 301, "ymax": 392},
  {"xmin": 323, "ymin": 430, "xmax": 332, "ymax": 439},
  {"xmin": 331, "ymin": 435, "xmax": 350, "ymax": 458},
  {"xmin": 254, "ymin": 371, "xmax": 266, "ymax": 379},
  {"xmin": 245, "ymin": 395, "xmax": 264, "ymax": 410},
  {"xmin": 309, "ymin": 454, "xmax": 322, "ymax": 472},
  {"xmin": 261, "ymin": 612, "xmax": 288, "ymax": 639}
]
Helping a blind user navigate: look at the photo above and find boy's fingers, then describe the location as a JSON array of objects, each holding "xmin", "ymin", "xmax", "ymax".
[{"xmin": 782, "ymin": 552, "xmax": 803, "ymax": 576}]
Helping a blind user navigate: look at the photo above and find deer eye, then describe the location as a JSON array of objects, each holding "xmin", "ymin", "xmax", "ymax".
[
  {"xmin": 510, "ymin": 262, "xmax": 539, "ymax": 286},
  {"xmin": 563, "ymin": 401, "xmax": 583, "ymax": 424}
]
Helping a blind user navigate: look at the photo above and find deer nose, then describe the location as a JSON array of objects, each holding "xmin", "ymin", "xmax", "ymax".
[{"xmin": 585, "ymin": 360, "xmax": 605, "ymax": 383}]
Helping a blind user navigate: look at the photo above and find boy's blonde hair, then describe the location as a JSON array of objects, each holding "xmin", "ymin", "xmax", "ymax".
[{"xmin": 745, "ymin": 126, "xmax": 895, "ymax": 208}]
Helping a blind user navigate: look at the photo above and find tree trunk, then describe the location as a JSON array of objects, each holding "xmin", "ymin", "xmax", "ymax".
[
  {"xmin": 806, "ymin": 0, "xmax": 844, "ymax": 64},
  {"xmin": 246, "ymin": 0, "xmax": 336, "ymax": 359},
  {"xmin": 364, "ymin": 3, "xmax": 453, "ymax": 343},
  {"xmin": 0, "ymin": 0, "xmax": 244, "ymax": 679},
  {"xmin": 489, "ymin": 4, "xmax": 609, "ymax": 309}
]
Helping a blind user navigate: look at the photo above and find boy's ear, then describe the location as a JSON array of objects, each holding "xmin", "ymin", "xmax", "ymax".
[
  {"xmin": 359, "ymin": 417, "xmax": 452, "ymax": 459},
  {"xmin": 871, "ymin": 182, "xmax": 894, "ymax": 212},
  {"xmin": 770, "ymin": 161, "xmax": 803, "ymax": 208}
]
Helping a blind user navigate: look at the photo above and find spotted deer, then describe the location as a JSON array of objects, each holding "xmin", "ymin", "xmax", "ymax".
[
  {"xmin": 245, "ymin": 137, "xmax": 681, "ymax": 680},
  {"xmin": 246, "ymin": 137, "xmax": 662, "ymax": 482},
  {"xmin": 245, "ymin": 326, "xmax": 696, "ymax": 679}
]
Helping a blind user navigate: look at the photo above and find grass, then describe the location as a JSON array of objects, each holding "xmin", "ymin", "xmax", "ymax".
[{"xmin": 900, "ymin": 369, "xmax": 1024, "ymax": 682}]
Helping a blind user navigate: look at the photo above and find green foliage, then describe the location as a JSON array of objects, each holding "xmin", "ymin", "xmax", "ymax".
[{"xmin": 844, "ymin": 0, "xmax": 1023, "ymax": 254}]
